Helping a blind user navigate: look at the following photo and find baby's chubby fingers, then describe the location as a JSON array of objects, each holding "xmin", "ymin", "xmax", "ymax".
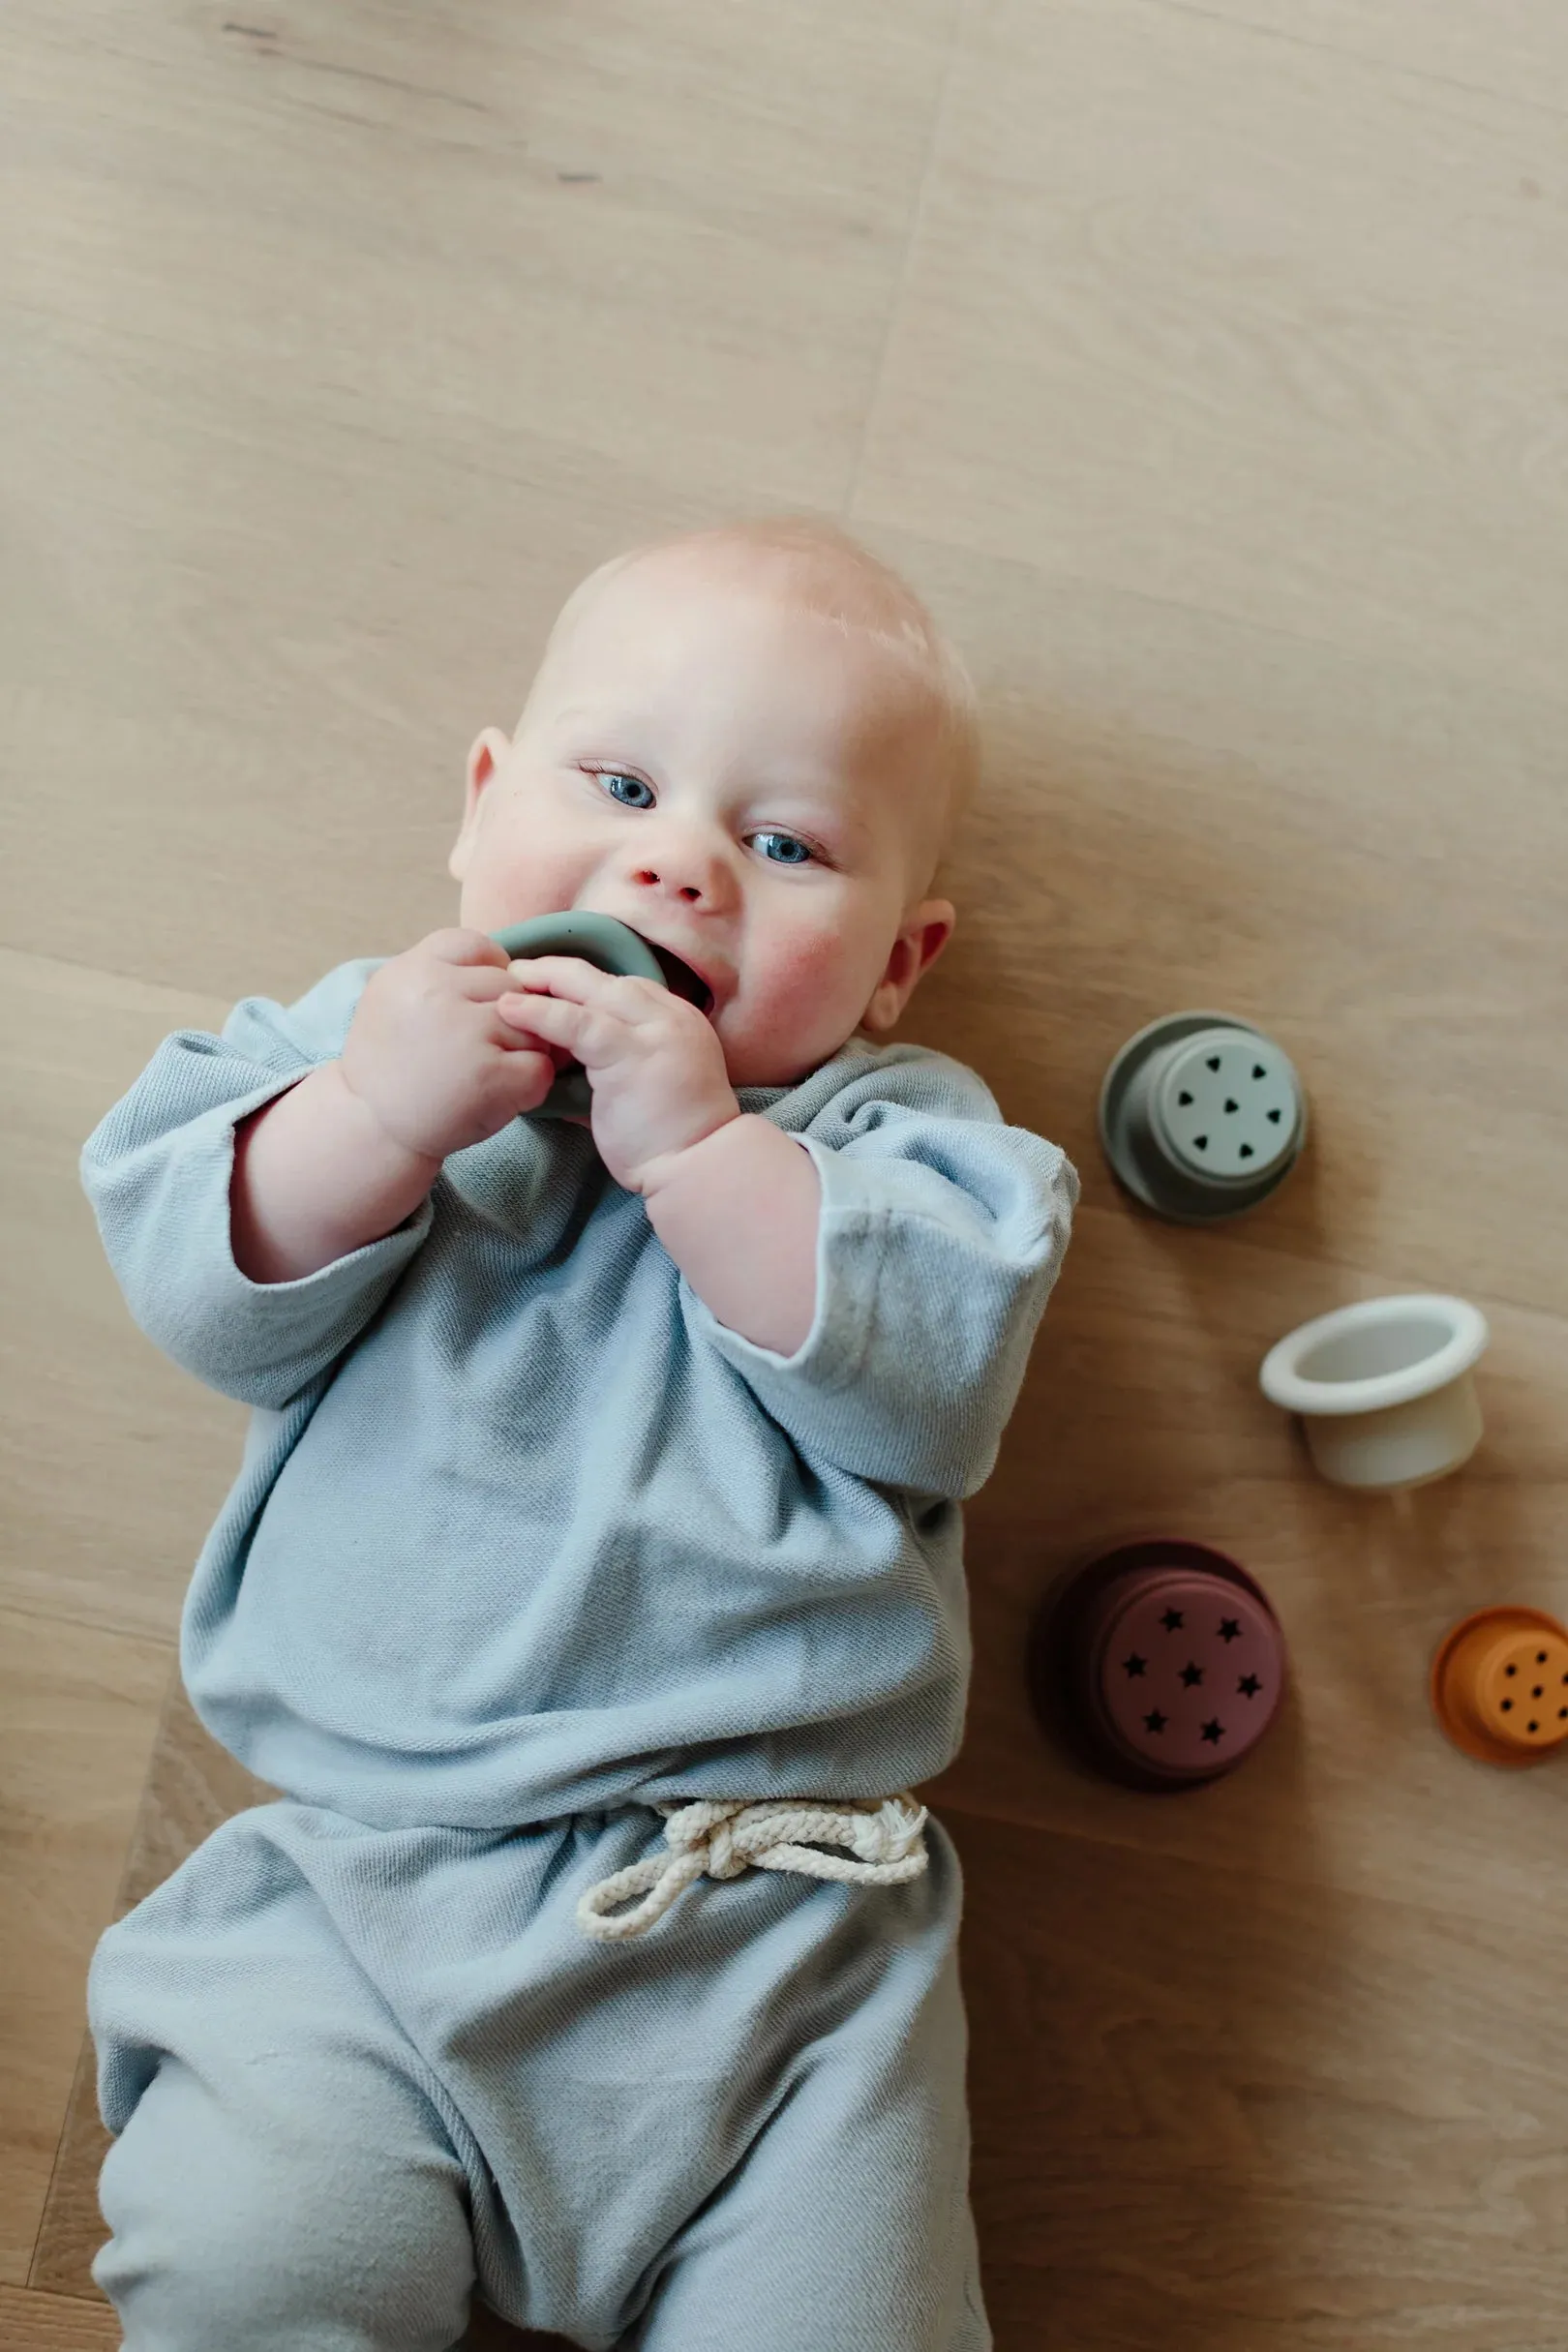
[
  {"xmin": 497, "ymin": 956, "xmax": 666, "ymax": 1058},
  {"xmin": 340, "ymin": 928, "xmax": 573, "ymax": 1160},
  {"xmin": 486, "ymin": 1041, "xmax": 560, "ymax": 1120},
  {"xmin": 420, "ymin": 926, "xmax": 514, "ymax": 973},
  {"xmin": 502, "ymin": 954, "xmax": 676, "ymax": 1017},
  {"xmin": 394, "ymin": 927, "xmax": 529, "ymax": 1010},
  {"xmin": 495, "ymin": 987, "xmax": 594, "ymax": 1057},
  {"xmin": 494, "ymin": 954, "xmax": 737, "ymax": 1191}
]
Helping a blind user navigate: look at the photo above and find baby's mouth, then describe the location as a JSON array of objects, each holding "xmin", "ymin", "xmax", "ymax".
[{"xmin": 643, "ymin": 938, "xmax": 715, "ymax": 1017}]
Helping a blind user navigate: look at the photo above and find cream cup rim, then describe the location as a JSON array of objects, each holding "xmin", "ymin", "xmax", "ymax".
[{"xmin": 1259, "ymin": 1294, "xmax": 1489, "ymax": 1418}]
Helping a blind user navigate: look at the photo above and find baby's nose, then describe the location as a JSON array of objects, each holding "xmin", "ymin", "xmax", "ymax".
[
  {"xmin": 631, "ymin": 861, "xmax": 704, "ymax": 903},
  {"xmin": 628, "ymin": 839, "xmax": 730, "ymax": 906}
]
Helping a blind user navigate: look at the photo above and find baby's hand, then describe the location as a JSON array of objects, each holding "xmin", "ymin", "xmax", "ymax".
[
  {"xmin": 496, "ymin": 956, "xmax": 739, "ymax": 1191},
  {"xmin": 339, "ymin": 929, "xmax": 562, "ymax": 1162}
]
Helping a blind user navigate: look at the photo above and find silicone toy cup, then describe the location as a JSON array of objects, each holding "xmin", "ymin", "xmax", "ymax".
[
  {"xmin": 1259, "ymin": 1294, "xmax": 1489, "ymax": 1492},
  {"xmin": 1029, "ymin": 1537, "xmax": 1287, "ymax": 1793},
  {"xmin": 489, "ymin": 913, "xmax": 708, "ymax": 1119},
  {"xmin": 1098, "ymin": 1010, "xmax": 1308, "ymax": 1223},
  {"xmin": 1431, "ymin": 1606, "xmax": 1568, "ymax": 1768}
]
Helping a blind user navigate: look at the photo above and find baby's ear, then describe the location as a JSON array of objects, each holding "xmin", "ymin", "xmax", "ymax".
[
  {"xmin": 861, "ymin": 899, "xmax": 955, "ymax": 1034},
  {"xmin": 449, "ymin": 728, "xmax": 512, "ymax": 880}
]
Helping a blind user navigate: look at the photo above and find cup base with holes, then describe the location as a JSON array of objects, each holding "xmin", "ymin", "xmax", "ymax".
[
  {"xmin": 1099, "ymin": 1011, "xmax": 1308, "ymax": 1223},
  {"xmin": 1030, "ymin": 1537, "xmax": 1287, "ymax": 1792},
  {"xmin": 1431, "ymin": 1606, "xmax": 1568, "ymax": 1769}
]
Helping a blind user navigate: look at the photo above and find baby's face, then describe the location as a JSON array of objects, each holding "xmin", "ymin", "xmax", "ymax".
[{"xmin": 450, "ymin": 552, "xmax": 955, "ymax": 1089}]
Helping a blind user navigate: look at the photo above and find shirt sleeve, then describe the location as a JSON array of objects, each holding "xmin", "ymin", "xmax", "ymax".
[
  {"xmin": 684, "ymin": 1050, "xmax": 1078, "ymax": 1499},
  {"xmin": 79, "ymin": 959, "xmax": 433, "ymax": 1411}
]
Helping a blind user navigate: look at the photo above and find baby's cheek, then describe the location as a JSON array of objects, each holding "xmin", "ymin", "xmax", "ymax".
[
  {"xmin": 757, "ymin": 921, "xmax": 858, "ymax": 1017},
  {"xmin": 459, "ymin": 839, "xmax": 584, "ymax": 935},
  {"xmin": 743, "ymin": 921, "xmax": 881, "ymax": 1075}
]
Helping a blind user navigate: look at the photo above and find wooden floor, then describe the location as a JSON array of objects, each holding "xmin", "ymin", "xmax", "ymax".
[{"xmin": 4, "ymin": 3, "xmax": 1567, "ymax": 2345}]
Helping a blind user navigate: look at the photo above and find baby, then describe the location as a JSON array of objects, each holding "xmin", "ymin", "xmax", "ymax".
[{"xmin": 81, "ymin": 519, "xmax": 1077, "ymax": 2350}]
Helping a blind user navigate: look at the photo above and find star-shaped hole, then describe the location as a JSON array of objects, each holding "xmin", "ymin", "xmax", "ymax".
[
  {"xmin": 1238, "ymin": 1673, "xmax": 1263, "ymax": 1699},
  {"xmin": 1218, "ymin": 1616, "xmax": 1243, "ymax": 1643},
  {"xmin": 1160, "ymin": 1608, "xmax": 1185, "ymax": 1633},
  {"xmin": 1179, "ymin": 1662, "xmax": 1204, "ymax": 1688},
  {"xmin": 1143, "ymin": 1709, "xmax": 1168, "ymax": 1735},
  {"xmin": 1200, "ymin": 1719, "xmax": 1226, "ymax": 1744},
  {"xmin": 1122, "ymin": 1653, "xmax": 1148, "ymax": 1679}
]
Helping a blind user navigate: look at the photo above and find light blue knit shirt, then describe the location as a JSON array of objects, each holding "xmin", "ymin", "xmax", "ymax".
[{"xmin": 82, "ymin": 959, "xmax": 1076, "ymax": 1831}]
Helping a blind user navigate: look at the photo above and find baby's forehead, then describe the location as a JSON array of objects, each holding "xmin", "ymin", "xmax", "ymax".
[
  {"xmin": 565, "ymin": 537, "xmax": 886, "ymax": 643},
  {"xmin": 545, "ymin": 543, "xmax": 940, "ymax": 723}
]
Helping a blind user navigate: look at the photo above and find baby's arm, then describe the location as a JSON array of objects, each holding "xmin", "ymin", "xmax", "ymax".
[
  {"xmin": 230, "ymin": 1064, "xmax": 439, "ymax": 1283},
  {"xmin": 639, "ymin": 1114, "xmax": 821, "ymax": 1358},
  {"xmin": 82, "ymin": 933, "xmax": 558, "ymax": 1406},
  {"xmin": 680, "ymin": 1060, "xmax": 1079, "ymax": 1500}
]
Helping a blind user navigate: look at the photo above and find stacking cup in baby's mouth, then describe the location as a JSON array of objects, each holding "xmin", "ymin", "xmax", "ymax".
[{"xmin": 490, "ymin": 912, "xmax": 711, "ymax": 1118}]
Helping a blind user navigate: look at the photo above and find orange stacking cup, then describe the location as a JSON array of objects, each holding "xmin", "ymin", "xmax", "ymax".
[{"xmin": 1431, "ymin": 1606, "xmax": 1568, "ymax": 1768}]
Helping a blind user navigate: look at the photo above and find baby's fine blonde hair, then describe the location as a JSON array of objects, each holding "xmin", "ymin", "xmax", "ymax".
[{"xmin": 550, "ymin": 517, "xmax": 979, "ymax": 873}]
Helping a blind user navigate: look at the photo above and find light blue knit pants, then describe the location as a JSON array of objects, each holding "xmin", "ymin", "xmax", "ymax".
[{"xmin": 88, "ymin": 1800, "xmax": 989, "ymax": 2349}]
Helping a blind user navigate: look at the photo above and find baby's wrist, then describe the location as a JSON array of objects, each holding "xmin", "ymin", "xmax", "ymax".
[
  {"xmin": 326, "ymin": 1060, "xmax": 445, "ymax": 1186},
  {"xmin": 637, "ymin": 1111, "xmax": 799, "ymax": 1207},
  {"xmin": 231, "ymin": 1060, "xmax": 442, "ymax": 1284},
  {"xmin": 632, "ymin": 1103, "xmax": 746, "ymax": 1202}
]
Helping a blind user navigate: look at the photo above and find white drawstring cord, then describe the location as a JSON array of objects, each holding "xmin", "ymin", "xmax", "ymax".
[{"xmin": 575, "ymin": 1793, "xmax": 930, "ymax": 1943}]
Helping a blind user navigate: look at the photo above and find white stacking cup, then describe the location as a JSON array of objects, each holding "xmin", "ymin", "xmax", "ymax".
[{"xmin": 1259, "ymin": 1294, "xmax": 1490, "ymax": 1492}]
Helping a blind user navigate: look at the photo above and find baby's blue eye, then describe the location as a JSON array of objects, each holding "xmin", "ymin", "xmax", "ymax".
[
  {"xmin": 754, "ymin": 830, "xmax": 813, "ymax": 866},
  {"xmin": 599, "ymin": 771, "xmax": 654, "ymax": 809}
]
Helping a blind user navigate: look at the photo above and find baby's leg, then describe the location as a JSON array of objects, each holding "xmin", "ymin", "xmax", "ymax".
[
  {"xmin": 89, "ymin": 1810, "xmax": 478, "ymax": 2352},
  {"xmin": 624, "ymin": 1852, "xmax": 990, "ymax": 2352}
]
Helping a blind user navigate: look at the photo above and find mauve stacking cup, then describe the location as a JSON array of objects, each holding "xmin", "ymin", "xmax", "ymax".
[{"xmin": 1030, "ymin": 1538, "xmax": 1287, "ymax": 1792}]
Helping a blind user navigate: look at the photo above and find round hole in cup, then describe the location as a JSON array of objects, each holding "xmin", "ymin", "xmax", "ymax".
[{"xmin": 1292, "ymin": 1311, "xmax": 1458, "ymax": 1386}]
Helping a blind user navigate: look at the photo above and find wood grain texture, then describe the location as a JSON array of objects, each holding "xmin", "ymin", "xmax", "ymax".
[
  {"xmin": 855, "ymin": 0, "xmax": 1568, "ymax": 708},
  {"xmin": 0, "ymin": 2287, "xmax": 121, "ymax": 2350},
  {"xmin": 952, "ymin": 1805, "xmax": 1568, "ymax": 2349},
  {"xmin": 0, "ymin": 1613, "xmax": 167, "ymax": 2284},
  {"xmin": 864, "ymin": 532, "xmax": 1568, "ymax": 1319},
  {"xmin": 1153, "ymin": 0, "xmax": 1568, "ymax": 113}
]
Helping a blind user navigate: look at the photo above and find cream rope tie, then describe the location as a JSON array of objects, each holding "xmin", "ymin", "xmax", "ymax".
[{"xmin": 576, "ymin": 1793, "xmax": 930, "ymax": 1943}]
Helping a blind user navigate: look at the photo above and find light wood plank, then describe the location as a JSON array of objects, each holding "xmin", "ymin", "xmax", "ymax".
[
  {"xmin": 0, "ymin": 950, "xmax": 247, "ymax": 1645},
  {"xmin": 0, "ymin": 2287, "xmax": 120, "ymax": 2350},
  {"xmin": 3, "ymin": 0, "xmax": 954, "ymax": 480},
  {"xmin": 1152, "ymin": 0, "xmax": 1568, "ymax": 115},
  {"xmin": 0, "ymin": 1613, "xmax": 168, "ymax": 2284},
  {"xmin": 856, "ymin": 0, "xmax": 1568, "ymax": 708},
  {"xmin": 952, "ymin": 1804, "xmax": 1568, "ymax": 2347}
]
